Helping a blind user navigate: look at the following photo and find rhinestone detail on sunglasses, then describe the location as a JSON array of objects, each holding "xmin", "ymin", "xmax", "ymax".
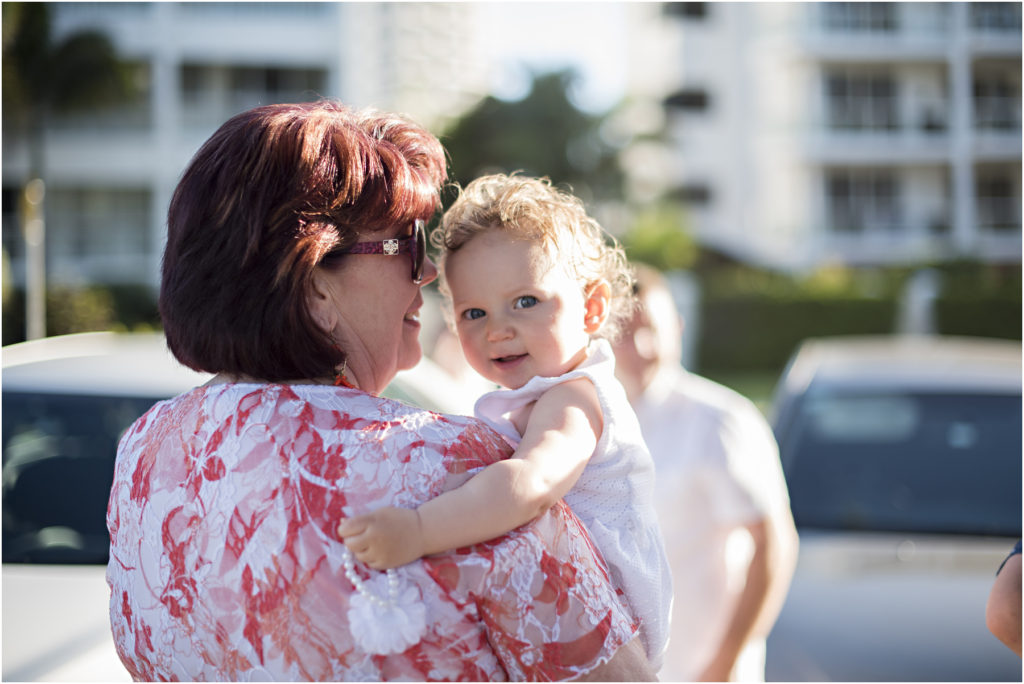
[{"xmin": 341, "ymin": 218, "xmax": 425, "ymax": 283}]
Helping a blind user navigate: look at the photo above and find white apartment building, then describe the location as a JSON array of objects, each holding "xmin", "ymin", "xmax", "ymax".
[
  {"xmin": 3, "ymin": 2, "xmax": 489, "ymax": 290},
  {"xmin": 623, "ymin": 2, "xmax": 1022, "ymax": 272}
]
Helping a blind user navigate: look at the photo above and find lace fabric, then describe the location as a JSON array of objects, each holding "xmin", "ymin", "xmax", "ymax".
[{"xmin": 107, "ymin": 382, "xmax": 638, "ymax": 680}]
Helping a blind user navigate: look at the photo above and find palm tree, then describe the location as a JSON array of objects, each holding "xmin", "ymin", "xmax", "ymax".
[{"xmin": 3, "ymin": 2, "xmax": 133, "ymax": 339}]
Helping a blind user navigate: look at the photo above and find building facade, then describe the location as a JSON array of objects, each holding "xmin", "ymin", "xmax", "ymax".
[
  {"xmin": 3, "ymin": 2, "xmax": 488, "ymax": 291},
  {"xmin": 623, "ymin": 2, "xmax": 1021, "ymax": 271}
]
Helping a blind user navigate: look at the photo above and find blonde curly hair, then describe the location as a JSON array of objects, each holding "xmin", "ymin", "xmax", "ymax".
[{"xmin": 432, "ymin": 173, "xmax": 636, "ymax": 341}]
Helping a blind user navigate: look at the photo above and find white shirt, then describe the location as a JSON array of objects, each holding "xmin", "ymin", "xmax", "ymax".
[{"xmin": 634, "ymin": 364, "xmax": 790, "ymax": 682}]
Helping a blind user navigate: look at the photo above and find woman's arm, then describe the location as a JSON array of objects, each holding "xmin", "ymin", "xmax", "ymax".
[
  {"xmin": 338, "ymin": 377, "xmax": 603, "ymax": 568},
  {"xmin": 573, "ymin": 637, "xmax": 658, "ymax": 682}
]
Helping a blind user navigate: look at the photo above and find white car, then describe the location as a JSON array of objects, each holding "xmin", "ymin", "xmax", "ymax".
[
  {"xmin": 765, "ymin": 335, "xmax": 1022, "ymax": 682},
  {"xmin": 2, "ymin": 332, "xmax": 471, "ymax": 681}
]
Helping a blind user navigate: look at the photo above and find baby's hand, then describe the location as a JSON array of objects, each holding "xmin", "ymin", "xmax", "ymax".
[{"xmin": 336, "ymin": 507, "xmax": 423, "ymax": 570}]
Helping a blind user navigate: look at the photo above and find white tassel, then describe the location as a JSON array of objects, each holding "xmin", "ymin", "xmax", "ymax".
[{"xmin": 342, "ymin": 549, "xmax": 427, "ymax": 655}]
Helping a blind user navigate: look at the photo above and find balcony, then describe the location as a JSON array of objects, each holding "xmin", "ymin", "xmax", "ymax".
[
  {"xmin": 799, "ymin": 2, "xmax": 1021, "ymax": 61},
  {"xmin": 799, "ymin": 2, "xmax": 951, "ymax": 61},
  {"xmin": 804, "ymin": 124, "xmax": 951, "ymax": 165}
]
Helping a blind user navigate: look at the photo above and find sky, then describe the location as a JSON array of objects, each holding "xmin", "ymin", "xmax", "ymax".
[{"xmin": 477, "ymin": 2, "xmax": 629, "ymax": 113}]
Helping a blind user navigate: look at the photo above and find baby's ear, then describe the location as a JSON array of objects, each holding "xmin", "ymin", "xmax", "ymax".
[{"xmin": 583, "ymin": 280, "xmax": 612, "ymax": 334}]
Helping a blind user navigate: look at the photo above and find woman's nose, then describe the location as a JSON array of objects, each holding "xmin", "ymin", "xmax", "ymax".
[{"xmin": 419, "ymin": 255, "xmax": 439, "ymax": 287}]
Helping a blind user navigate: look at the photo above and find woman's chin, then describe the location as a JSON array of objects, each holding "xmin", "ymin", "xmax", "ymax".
[{"xmin": 397, "ymin": 342, "xmax": 423, "ymax": 373}]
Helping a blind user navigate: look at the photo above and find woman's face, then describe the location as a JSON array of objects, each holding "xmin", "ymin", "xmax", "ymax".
[{"xmin": 309, "ymin": 222, "xmax": 438, "ymax": 394}]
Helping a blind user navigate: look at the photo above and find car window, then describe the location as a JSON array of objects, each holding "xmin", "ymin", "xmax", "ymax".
[
  {"xmin": 780, "ymin": 391, "xmax": 1022, "ymax": 537},
  {"xmin": 2, "ymin": 391, "xmax": 161, "ymax": 564}
]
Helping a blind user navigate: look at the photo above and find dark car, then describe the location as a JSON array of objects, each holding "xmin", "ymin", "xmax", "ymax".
[{"xmin": 765, "ymin": 335, "xmax": 1022, "ymax": 682}]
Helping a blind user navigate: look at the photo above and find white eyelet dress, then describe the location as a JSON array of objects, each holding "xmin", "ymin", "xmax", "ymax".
[{"xmin": 474, "ymin": 339, "xmax": 674, "ymax": 670}]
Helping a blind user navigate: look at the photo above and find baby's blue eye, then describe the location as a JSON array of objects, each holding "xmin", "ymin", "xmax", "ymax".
[
  {"xmin": 514, "ymin": 295, "xmax": 538, "ymax": 309},
  {"xmin": 462, "ymin": 308, "xmax": 486, "ymax": 321}
]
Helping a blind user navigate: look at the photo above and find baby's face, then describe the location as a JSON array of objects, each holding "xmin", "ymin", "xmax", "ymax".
[{"xmin": 444, "ymin": 230, "xmax": 592, "ymax": 389}]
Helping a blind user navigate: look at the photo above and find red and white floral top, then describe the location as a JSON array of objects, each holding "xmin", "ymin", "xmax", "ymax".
[{"xmin": 107, "ymin": 383, "xmax": 638, "ymax": 681}]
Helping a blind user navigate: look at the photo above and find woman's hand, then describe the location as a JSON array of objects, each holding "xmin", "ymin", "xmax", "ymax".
[{"xmin": 337, "ymin": 507, "xmax": 424, "ymax": 569}]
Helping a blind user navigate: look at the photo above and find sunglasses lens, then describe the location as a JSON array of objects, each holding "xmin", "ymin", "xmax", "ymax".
[{"xmin": 413, "ymin": 219, "xmax": 426, "ymax": 283}]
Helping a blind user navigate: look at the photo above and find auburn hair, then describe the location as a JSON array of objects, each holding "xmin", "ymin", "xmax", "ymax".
[{"xmin": 160, "ymin": 100, "xmax": 447, "ymax": 381}]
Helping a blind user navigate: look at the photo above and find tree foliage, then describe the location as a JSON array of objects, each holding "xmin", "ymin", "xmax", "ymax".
[
  {"xmin": 3, "ymin": 2, "xmax": 133, "ymax": 177},
  {"xmin": 619, "ymin": 202, "xmax": 697, "ymax": 271},
  {"xmin": 440, "ymin": 69, "xmax": 624, "ymax": 205}
]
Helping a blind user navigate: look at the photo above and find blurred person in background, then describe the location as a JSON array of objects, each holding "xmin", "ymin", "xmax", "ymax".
[
  {"xmin": 986, "ymin": 540, "xmax": 1022, "ymax": 657},
  {"xmin": 613, "ymin": 263, "xmax": 798, "ymax": 682},
  {"xmin": 106, "ymin": 100, "xmax": 654, "ymax": 681}
]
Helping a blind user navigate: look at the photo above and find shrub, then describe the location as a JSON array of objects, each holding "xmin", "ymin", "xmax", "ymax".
[{"xmin": 2, "ymin": 284, "xmax": 160, "ymax": 345}]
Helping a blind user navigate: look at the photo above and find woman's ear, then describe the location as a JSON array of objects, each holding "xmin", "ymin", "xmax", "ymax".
[
  {"xmin": 583, "ymin": 280, "xmax": 612, "ymax": 334},
  {"xmin": 307, "ymin": 268, "xmax": 338, "ymax": 334}
]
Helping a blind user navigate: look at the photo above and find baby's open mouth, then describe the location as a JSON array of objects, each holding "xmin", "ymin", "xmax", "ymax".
[{"xmin": 494, "ymin": 354, "xmax": 526, "ymax": 364}]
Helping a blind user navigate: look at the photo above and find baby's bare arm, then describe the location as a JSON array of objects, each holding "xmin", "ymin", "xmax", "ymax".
[{"xmin": 338, "ymin": 379, "xmax": 603, "ymax": 569}]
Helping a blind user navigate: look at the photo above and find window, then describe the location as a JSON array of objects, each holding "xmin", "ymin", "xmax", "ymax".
[
  {"xmin": 781, "ymin": 390, "xmax": 1021, "ymax": 536},
  {"xmin": 50, "ymin": 61, "xmax": 152, "ymax": 131},
  {"xmin": 663, "ymin": 2, "xmax": 706, "ymax": 19},
  {"xmin": 3, "ymin": 391, "xmax": 163, "ymax": 563},
  {"xmin": 46, "ymin": 188, "xmax": 151, "ymax": 260},
  {"xmin": 229, "ymin": 66, "xmax": 326, "ymax": 109},
  {"xmin": 825, "ymin": 71, "xmax": 898, "ymax": 131},
  {"xmin": 670, "ymin": 184, "xmax": 712, "ymax": 205},
  {"xmin": 976, "ymin": 171, "xmax": 1021, "ymax": 232},
  {"xmin": 973, "ymin": 72, "xmax": 1021, "ymax": 131},
  {"xmin": 970, "ymin": 2, "xmax": 1022, "ymax": 31},
  {"xmin": 181, "ymin": 2, "xmax": 329, "ymax": 18},
  {"xmin": 182, "ymin": 64, "xmax": 327, "ymax": 127},
  {"xmin": 823, "ymin": 2, "xmax": 898, "ymax": 32},
  {"xmin": 663, "ymin": 89, "xmax": 709, "ymax": 111},
  {"xmin": 826, "ymin": 169, "xmax": 901, "ymax": 233}
]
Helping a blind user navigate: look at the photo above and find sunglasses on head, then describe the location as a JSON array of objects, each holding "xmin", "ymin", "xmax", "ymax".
[{"xmin": 339, "ymin": 218, "xmax": 426, "ymax": 283}]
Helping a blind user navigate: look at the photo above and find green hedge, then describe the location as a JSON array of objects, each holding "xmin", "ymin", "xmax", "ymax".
[
  {"xmin": 697, "ymin": 297, "xmax": 897, "ymax": 375},
  {"xmin": 935, "ymin": 298, "xmax": 1022, "ymax": 341},
  {"xmin": 697, "ymin": 293, "xmax": 1021, "ymax": 377},
  {"xmin": 3, "ymin": 284, "xmax": 159, "ymax": 346}
]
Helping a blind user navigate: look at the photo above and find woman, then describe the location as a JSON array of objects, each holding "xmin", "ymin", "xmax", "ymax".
[{"xmin": 106, "ymin": 100, "xmax": 655, "ymax": 681}]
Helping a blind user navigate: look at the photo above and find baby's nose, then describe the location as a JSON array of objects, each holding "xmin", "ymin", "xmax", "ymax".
[{"xmin": 486, "ymin": 318, "xmax": 513, "ymax": 342}]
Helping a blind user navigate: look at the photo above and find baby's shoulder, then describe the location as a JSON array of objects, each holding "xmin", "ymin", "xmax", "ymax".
[{"xmin": 537, "ymin": 375, "xmax": 600, "ymax": 409}]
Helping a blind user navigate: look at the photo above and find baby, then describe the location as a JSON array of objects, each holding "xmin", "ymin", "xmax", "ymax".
[{"xmin": 338, "ymin": 174, "xmax": 672, "ymax": 667}]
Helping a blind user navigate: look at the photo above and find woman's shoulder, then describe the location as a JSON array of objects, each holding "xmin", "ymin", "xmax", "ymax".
[
  {"xmin": 126, "ymin": 384, "xmax": 515, "ymax": 482},
  {"xmin": 185, "ymin": 383, "xmax": 514, "ymax": 469},
  {"xmin": 115, "ymin": 382, "xmax": 514, "ymax": 521}
]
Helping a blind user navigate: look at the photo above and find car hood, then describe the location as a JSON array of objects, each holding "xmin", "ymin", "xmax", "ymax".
[
  {"xmin": 766, "ymin": 530, "xmax": 1021, "ymax": 682},
  {"xmin": 2, "ymin": 564, "xmax": 130, "ymax": 682}
]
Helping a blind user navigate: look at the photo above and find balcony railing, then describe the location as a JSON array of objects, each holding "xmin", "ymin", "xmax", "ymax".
[
  {"xmin": 807, "ymin": 2, "xmax": 950, "ymax": 38},
  {"xmin": 803, "ymin": 2, "xmax": 1021, "ymax": 47}
]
